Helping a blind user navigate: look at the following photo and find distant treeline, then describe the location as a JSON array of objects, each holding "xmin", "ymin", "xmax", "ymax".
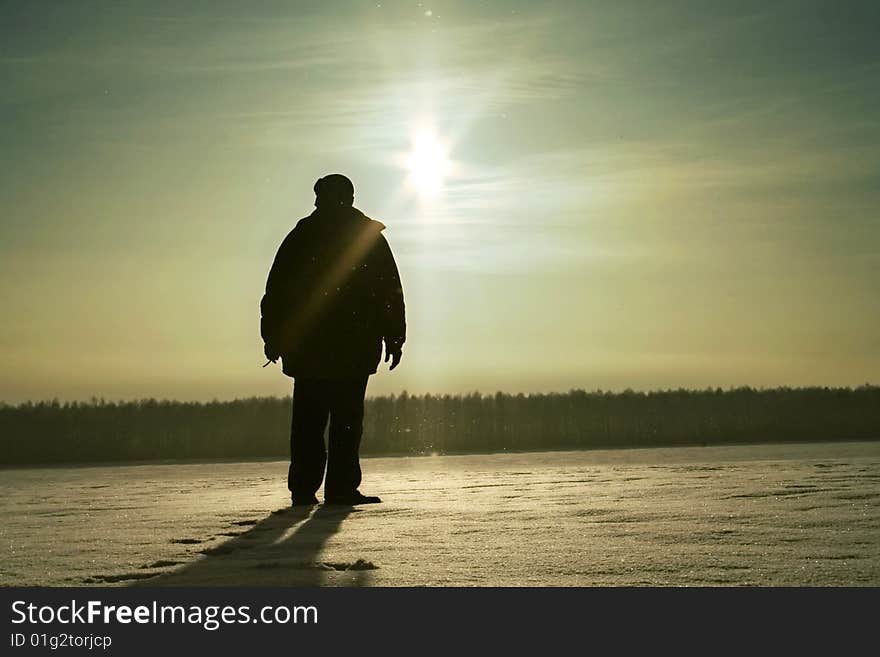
[{"xmin": 1, "ymin": 386, "xmax": 878, "ymax": 466}]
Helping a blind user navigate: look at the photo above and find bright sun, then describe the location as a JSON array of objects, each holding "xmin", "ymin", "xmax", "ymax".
[{"xmin": 404, "ymin": 126, "xmax": 452, "ymax": 200}]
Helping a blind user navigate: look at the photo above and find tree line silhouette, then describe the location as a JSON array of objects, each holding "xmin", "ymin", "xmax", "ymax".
[{"xmin": 1, "ymin": 386, "xmax": 878, "ymax": 466}]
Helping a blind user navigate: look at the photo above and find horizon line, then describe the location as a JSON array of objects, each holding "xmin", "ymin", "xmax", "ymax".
[{"xmin": 3, "ymin": 383, "xmax": 878, "ymax": 408}]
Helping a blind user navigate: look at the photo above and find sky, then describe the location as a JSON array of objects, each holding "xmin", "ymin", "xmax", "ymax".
[{"xmin": 1, "ymin": 0, "xmax": 878, "ymax": 403}]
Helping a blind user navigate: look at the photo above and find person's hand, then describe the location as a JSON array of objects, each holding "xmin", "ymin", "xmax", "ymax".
[
  {"xmin": 264, "ymin": 343, "xmax": 280, "ymax": 363},
  {"xmin": 384, "ymin": 342, "xmax": 402, "ymax": 370}
]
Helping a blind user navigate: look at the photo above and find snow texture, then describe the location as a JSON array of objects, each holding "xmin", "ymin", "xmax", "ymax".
[{"xmin": 1, "ymin": 442, "xmax": 878, "ymax": 586}]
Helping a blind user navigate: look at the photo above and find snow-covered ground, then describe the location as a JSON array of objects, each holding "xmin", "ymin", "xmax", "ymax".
[{"xmin": 2, "ymin": 442, "xmax": 878, "ymax": 586}]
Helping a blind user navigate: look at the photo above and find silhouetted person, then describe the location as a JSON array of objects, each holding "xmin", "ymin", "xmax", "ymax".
[{"xmin": 261, "ymin": 174, "xmax": 406, "ymax": 506}]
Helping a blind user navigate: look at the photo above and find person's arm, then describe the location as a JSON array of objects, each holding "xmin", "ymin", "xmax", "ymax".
[
  {"xmin": 375, "ymin": 234, "xmax": 406, "ymax": 369},
  {"xmin": 260, "ymin": 229, "xmax": 300, "ymax": 361}
]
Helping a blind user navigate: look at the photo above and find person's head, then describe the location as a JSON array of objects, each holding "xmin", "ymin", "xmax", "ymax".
[{"xmin": 314, "ymin": 174, "xmax": 354, "ymax": 208}]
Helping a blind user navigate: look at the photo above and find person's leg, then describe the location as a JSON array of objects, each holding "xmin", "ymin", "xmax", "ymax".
[
  {"xmin": 324, "ymin": 376, "xmax": 369, "ymax": 500},
  {"xmin": 288, "ymin": 377, "xmax": 330, "ymax": 503}
]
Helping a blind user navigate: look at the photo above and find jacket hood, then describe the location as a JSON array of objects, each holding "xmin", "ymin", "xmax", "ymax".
[{"xmin": 300, "ymin": 206, "xmax": 385, "ymax": 232}]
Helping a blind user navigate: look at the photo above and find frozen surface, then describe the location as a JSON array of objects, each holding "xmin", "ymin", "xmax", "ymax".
[{"xmin": 2, "ymin": 442, "xmax": 879, "ymax": 586}]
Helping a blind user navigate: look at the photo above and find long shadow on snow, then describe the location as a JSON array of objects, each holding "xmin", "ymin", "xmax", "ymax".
[{"xmin": 134, "ymin": 505, "xmax": 371, "ymax": 586}]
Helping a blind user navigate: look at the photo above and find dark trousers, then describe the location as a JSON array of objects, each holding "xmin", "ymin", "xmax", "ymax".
[{"xmin": 288, "ymin": 376, "xmax": 369, "ymax": 500}]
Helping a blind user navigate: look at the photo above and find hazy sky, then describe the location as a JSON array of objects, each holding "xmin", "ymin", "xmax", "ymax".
[{"xmin": 2, "ymin": 0, "xmax": 878, "ymax": 403}]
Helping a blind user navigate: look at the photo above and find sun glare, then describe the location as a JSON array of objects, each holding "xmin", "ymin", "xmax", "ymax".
[{"xmin": 404, "ymin": 126, "xmax": 452, "ymax": 200}]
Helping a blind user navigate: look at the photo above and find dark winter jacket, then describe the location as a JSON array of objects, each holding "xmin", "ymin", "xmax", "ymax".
[{"xmin": 260, "ymin": 206, "xmax": 406, "ymax": 378}]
